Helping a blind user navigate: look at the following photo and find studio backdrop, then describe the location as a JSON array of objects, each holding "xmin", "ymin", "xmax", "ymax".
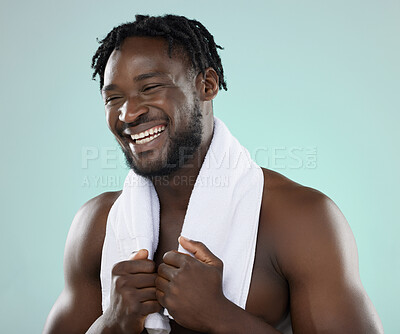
[{"xmin": 0, "ymin": 1, "xmax": 398, "ymax": 333}]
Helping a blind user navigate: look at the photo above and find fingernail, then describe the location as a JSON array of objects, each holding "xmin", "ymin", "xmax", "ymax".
[{"xmin": 179, "ymin": 236, "xmax": 189, "ymax": 242}]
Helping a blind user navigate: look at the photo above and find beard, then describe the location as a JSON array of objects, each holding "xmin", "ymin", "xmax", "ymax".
[{"xmin": 120, "ymin": 99, "xmax": 203, "ymax": 178}]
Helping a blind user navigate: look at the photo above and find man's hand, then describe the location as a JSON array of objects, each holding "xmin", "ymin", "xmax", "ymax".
[
  {"xmin": 156, "ymin": 236, "xmax": 229, "ymax": 333},
  {"xmin": 103, "ymin": 249, "xmax": 162, "ymax": 334}
]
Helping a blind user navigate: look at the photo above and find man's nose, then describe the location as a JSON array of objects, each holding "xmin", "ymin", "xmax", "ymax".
[{"xmin": 118, "ymin": 96, "xmax": 147, "ymax": 123}]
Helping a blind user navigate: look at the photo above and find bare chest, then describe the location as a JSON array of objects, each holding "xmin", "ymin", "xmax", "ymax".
[{"xmin": 153, "ymin": 209, "xmax": 184, "ymax": 267}]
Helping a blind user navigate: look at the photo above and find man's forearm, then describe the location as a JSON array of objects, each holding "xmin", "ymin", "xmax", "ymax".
[{"xmin": 210, "ymin": 300, "xmax": 282, "ymax": 334}]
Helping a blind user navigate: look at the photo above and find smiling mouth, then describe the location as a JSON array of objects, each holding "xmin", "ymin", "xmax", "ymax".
[{"xmin": 131, "ymin": 124, "xmax": 166, "ymax": 145}]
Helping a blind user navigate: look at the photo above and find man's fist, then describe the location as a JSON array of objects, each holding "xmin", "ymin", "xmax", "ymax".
[
  {"xmin": 156, "ymin": 237, "xmax": 228, "ymax": 332},
  {"xmin": 104, "ymin": 249, "xmax": 162, "ymax": 334}
]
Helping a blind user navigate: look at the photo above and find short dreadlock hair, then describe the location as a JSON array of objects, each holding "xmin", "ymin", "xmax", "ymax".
[{"xmin": 91, "ymin": 14, "xmax": 227, "ymax": 91}]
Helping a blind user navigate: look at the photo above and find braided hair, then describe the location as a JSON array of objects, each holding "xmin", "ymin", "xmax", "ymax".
[{"xmin": 91, "ymin": 14, "xmax": 227, "ymax": 91}]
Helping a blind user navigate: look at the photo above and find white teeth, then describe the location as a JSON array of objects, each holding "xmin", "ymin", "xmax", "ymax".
[
  {"xmin": 131, "ymin": 125, "xmax": 166, "ymax": 144},
  {"xmin": 134, "ymin": 132, "xmax": 161, "ymax": 145}
]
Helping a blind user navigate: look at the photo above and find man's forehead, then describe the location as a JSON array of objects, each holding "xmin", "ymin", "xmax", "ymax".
[
  {"xmin": 109, "ymin": 36, "xmax": 190, "ymax": 67},
  {"xmin": 119, "ymin": 36, "xmax": 169, "ymax": 55},
  {"xmin": 103, "ymin": 36, "xmax": 194, "ymax": 85}
]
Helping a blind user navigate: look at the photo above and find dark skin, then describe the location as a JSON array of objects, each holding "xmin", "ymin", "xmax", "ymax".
[{"xmin": 43, "ymin": 37, "xmax": 383, "ymax": 334}]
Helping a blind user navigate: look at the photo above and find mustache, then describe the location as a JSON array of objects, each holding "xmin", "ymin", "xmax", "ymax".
[{"xmin": 120, "ymin": 114, "xmax": 168, "ymax": 131}]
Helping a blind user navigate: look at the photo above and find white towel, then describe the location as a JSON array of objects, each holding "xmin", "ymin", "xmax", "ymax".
[{"xmin": 100, "ymin": 117, "xmax": 264, "ymax": 334}]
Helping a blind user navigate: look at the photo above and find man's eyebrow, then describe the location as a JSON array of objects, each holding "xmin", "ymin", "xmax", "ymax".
[
  {"xmin": 134, "ymin": 72, "xmax": 168, "ymax": 82},
  {"xmin": 101, "ymin": 84, "xmax": 118, "ymax": 93}
]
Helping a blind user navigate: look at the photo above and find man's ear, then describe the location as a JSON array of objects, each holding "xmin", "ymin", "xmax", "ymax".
[{"xmin": 196, "ymin": 67, "xmax": 219, "ymax": 101}]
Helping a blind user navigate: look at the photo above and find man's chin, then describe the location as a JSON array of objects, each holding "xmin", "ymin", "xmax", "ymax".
[
  {"xmin": 130, "ymin": 162, "xmax": 181, "ymax": 178},
  {"xmin": 123, "ymin": 152, "xmax": 178, "ymax": 178}
]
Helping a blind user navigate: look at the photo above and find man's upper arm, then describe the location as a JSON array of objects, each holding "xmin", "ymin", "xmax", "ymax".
[
  {"xmin": 276, "ymin": 189, "xmax": 383, "ymax": 333},
  {"xmin": 43, "ymin": 191, "xmax": 120, "ymax": 334}
]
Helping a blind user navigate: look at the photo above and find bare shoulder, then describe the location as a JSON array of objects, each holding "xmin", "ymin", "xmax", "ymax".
[
  {"xmin": 260, "ymin": 167, "xmax": 331, "ymax": 225},
  {"xmin": 261, "ymin": 167, "xmax": 326, "ymax": 206},
  {"xmin": 259, "ymin": 167, "xmax": 356, "ymax": 278},
  {"xmin": 64, "ymin": 190, "xmax": 122, "ymax": 282}
]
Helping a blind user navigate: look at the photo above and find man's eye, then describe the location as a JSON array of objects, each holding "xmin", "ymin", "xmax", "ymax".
[
  {"xmin": 105, "ymin": 96, "xmax": 121, "ymax": 105},
  {"xmin": 142, "ymin": 84, "xmax": 162, "ymax": 92}
]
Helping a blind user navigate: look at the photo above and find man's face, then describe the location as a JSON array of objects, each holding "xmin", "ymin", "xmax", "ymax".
[{"xmin": 102, "ymin": 37, "xmax": 204, "ymax": 177}]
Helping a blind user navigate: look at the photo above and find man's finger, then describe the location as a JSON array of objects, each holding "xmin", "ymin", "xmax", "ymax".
[
  {"xmin": 122, "ymin": 273, "xmax": 157, "ymax": 289},
  {"xmin": 178, "ymin": 236, "xmax": 221, "ymax": 267},
  {"xmin": 155, "ymin": 275, "xmax": 169, "ymax": 292},
  {"xmin": 162, "ymin": 250, "xmax": 191, "ymax": 268},
  {"xmin": 155, "ymin": 289, "xmax": 166, "ymax": 308},
  {"xmin": 158, "ymin": 262, "xmax": 178, "ymax": 281},
  {"xmin": 112, "ymin": 257, "xmax": 155, "ymax": 275},
  {"xmin": 140, "ymin": 300, "xmax": 162, "ymax": 316},
  {"xmin": 134, "ymin": 287, "xmax": 158, "ymax": 302},
  {"xmin": 129, "ymin": 249, "xmax": 148, "ymax": 261}
]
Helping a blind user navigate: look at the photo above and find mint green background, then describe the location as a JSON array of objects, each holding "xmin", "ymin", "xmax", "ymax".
[{"xmin": 0, "ymin": 1, "xmax": 398, "ymax": 333}]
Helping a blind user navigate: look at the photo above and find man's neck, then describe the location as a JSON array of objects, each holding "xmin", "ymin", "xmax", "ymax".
[{"xmin": 152, "ymin": 137, "xmax": 212, "ymax": 213}]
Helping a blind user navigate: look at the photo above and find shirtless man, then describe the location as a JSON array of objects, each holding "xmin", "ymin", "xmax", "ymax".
[{"xmin": 43, "ymin": 14, "xmax": 383, "ymax": 334}]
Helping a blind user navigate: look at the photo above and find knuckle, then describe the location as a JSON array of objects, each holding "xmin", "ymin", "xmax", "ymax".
[
  {"xmin": 180, "ymin": 257, "xmax": 191, "ymax": 270},
  {"xmin": 179, "ymin": 257, "xmax": 188, "ymax": 268},
  {"xmin": 169, "ymin": 269, "xmax": 178, "ymax": 281},
  {"xmin": 156, "ymin": 290, "xmax": 165, "ymax": 305},
  {"xmin": 155, "ymin": 289, "xmax": 163, "ymax": 299},
  {"xmin": 169, "ymin": 283, "xmax": 179, "ymax": 297},
  {"xmin": 111, "ymin": 261, "xmax": 125, "ymax": 275},
  {"xmin": 157, "ymin": 263, "xmax": 162, "ymax": 274},
  {"xmin": 113, "ymin": 276, "xmax": 126, "ymax": 291},
  {"xmin": 148, "ymin": 273, "xmax": 157, "ymax": 285},
  {"xmin": 138, "ymin": 287, "xmax": 154, "ymax": 300},
  {"xmin": 154, "ymin": 276, "xmax": 162, "ymax": 287}
]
